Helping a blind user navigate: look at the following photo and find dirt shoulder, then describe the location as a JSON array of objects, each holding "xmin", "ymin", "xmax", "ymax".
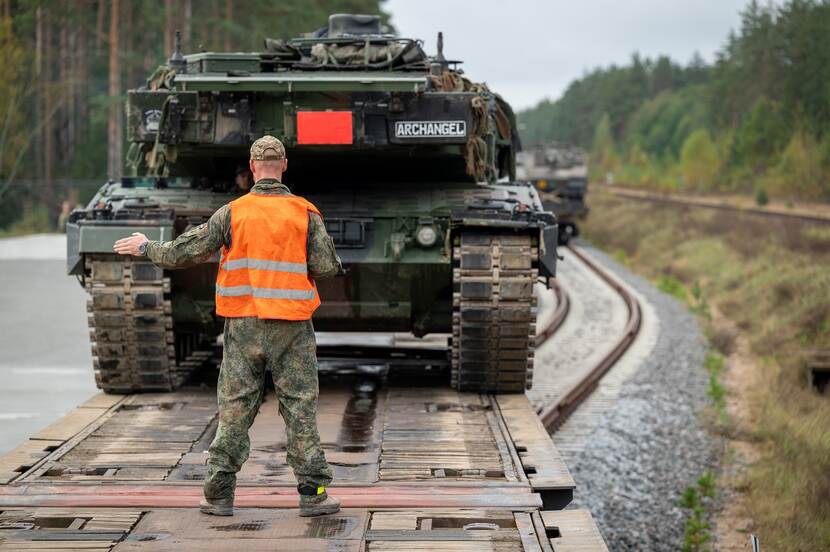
[{"xmin": 709, "ymin": 310, "xmax": 760, "ymax": 551}]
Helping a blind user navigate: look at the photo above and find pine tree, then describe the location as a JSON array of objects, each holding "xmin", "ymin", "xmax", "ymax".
[{"xmin": 107, "ymin": 0, "xmax": 121, "ymax": 179}]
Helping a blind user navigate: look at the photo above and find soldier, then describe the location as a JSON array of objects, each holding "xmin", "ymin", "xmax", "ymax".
[
  {"xmin": 234, "ymin": 165, "xmax": 253, "ymax": 193},
  {"xmin": 57, "ymin": 200, "xmax": 73, "ymax": 233},
  {"xmin": 112, "ymin": 136, "xmax": 342, "ymax": 518}
]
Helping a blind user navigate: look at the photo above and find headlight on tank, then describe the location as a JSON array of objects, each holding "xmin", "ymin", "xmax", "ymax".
[
  {"xmin": 415, "ymin": 225, "xmax": 438, "ymax": 247},
  {"xmin": 537, "ymin": 179, "xmax": 548, "ymax": 190}
]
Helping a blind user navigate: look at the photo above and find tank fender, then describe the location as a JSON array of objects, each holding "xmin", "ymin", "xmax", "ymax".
[
  {"xmin": 67, "ymin": 222, "xmax": 83, "ymax": 275},
  {"xmin": 539, "ymin": 223, "xmax": 558, "ymax": 283}
]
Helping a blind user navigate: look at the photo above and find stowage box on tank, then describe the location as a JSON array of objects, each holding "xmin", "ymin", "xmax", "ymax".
[{"xmin": 67, "ymin": 14, "xmax": 558, "ymax": 394}]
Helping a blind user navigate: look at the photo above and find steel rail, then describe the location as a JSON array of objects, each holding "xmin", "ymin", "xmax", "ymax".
[
  {"xmin": 535, "ymin": 278, "xmax": 571, "ymax": 347},
  {"xmin": 539, "ymin": 245, "xmax": 642, "ymax": 433},
  {"xmin": 608, "ymin": 186, "xmax": 830, "ymax": 225}
]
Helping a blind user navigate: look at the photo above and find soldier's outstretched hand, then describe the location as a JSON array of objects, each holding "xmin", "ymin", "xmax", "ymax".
[{"xmin": 113, "ymin": 232, "xmax": 149, "ymax": 256}]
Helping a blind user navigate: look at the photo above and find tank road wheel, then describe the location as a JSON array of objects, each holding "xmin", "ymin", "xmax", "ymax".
[
  {"xmin": 451, "ymin": 231, "xmax": 538, "ymax": 393},
  {"xmin": 85, "ymin": 255, "xmax": 203, "ymax": 393}
]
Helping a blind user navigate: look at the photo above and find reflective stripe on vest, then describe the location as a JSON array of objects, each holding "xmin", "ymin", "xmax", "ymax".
[
  {"xmin": 221, "ymin": 258, "xmax": 307, "ymax": 274},
  {"xmin": 216, "ymin": 284, "xmax": 315, "ymax": 300},
  {"xmin": 215, "ymin": 193, "xmax": 322, "ymax": 320}
]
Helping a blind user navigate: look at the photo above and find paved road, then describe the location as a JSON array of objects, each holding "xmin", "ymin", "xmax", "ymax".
[{"xmin": 0, "ymin": 234, "xmax": 96, "ymax": 455}]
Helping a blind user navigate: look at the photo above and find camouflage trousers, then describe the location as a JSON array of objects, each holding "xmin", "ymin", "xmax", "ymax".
[{"xmin": 203, "ymin": 317, "xmax": 333, "ymax": 501}]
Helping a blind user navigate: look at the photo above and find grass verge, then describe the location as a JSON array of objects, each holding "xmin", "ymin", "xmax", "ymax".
[
  {"xmin": 583, "ymin": 187, "xmax": 830, "ymax": 551},
  {"xmin": 680, "ymin": 471, "xmax": 717, "ymax": 552}
]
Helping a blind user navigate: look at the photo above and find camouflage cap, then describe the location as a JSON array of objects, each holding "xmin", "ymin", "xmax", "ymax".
[{"xmin": 250, "ymin": 135, "xmax": 285, "ymax": 161}]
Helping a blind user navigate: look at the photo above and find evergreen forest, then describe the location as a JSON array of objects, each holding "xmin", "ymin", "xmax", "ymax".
[
  {"xmin": 518, "ymin": 0, "xmax": 830, "ymax": 201},
  {"xmin": 0, "ymin": 0, "xmax": 390, "ymax": 234}
]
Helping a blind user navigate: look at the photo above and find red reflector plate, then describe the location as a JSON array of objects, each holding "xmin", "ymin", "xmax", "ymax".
[{"xmin": 297, "ymin": 111, "xmax": 353, "ymax": 145}]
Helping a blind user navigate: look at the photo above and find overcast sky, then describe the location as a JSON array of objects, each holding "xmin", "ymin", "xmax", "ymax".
[{"xmin": 385, "ymin": 0, "xmax": 753, "ymax": 110}]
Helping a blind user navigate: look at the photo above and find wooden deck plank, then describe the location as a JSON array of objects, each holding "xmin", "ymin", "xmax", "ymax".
[
  {"xmin": 30, "ymin": 408, "xmax": 110, "ymax": 442},
  {"xmin": 115, "ymin": 540, "xmax": 362, "ymax": 552},
  {"xmin": 79, "ymin": 393, "xmax": 127, "ymax": 410},
  {"xmin": 366, "ymin": 508, "xmax": 525, "ymax": 551},
  {"xmin": 495, "ymin": 395, "xmax": 575, "ymax": 509},
  {"xmin": 0, "ymin": 440, "xmax": 62, "ymax": 484},
  {"xmin": 515, "ymin": 512, "xmax": 544, "ymax": 552},
  {"xmin": 0, "ymin": 507, "xmax": 142, "ymax": 552},
  {"xmin": 365, "ymin": 528, "xmax": 522, "ymax": 541},
  {"xmin": 368, "ymin": 543, "xmax": 523, "ymax": 551},
  {"xmin": 0, "ymin": 483, "xmax": 541, "ymax": 509},
  {"xmin": 27, "ymin": 393, "xmax": 217, "ymax": 484},
  {"xmin": 370, "ymin": 509, "xmax": 518, "ymax": 530},
  {"xmin": 110, "ymin": 507, "xmax": 365, "ymax": 551},
  {"xmin": 122, "ymin": 507, "xmax": 367, "ymax": 539},
  {"xmin": 379, "ymin": 388, "xmax": 508, "ymax": 484},
  {"xmin": 0, "ymin": 543, "xmax": 114, "ymax": 550},
  {"xmin": 0, "ymin": 396, "xmax": 126, "ymax": 485},
  {"xmin": 542, "ymin": 510, "xmax": 608, "ymax": 552}
]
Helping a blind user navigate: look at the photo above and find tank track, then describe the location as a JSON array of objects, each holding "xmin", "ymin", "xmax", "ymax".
[
  {"xmin": 451, "ymin": 231, "xmax": 537, "ymax": 393},
  {"xmin": 85, "ymin": 255, "xmax": 212, "ymax": 393}
]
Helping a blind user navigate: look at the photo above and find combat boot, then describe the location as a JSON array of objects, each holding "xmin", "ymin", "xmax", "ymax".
[
  {"xmin": 299, "ymin": 493, "xmax": 341, "ymax": 517},
  {"xmin": 199, "ymin": 497, "xmax": 234, "ymax": 516}
]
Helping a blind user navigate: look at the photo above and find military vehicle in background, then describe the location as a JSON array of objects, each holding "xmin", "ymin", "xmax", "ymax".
[
  {"xmin": 67, "ymin": 14, "xmax": 558, "ymax": 394},
  {"xmin": 517, "ymin": 143, "xmax": 588, "ymax": 244}
]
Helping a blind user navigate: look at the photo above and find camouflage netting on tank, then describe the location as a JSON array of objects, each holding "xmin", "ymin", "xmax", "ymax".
[
  {"xmin": 310, "ymin": 42, "xmax": 397, "ymax": 65},
  {"xmin": 125, "ymin": 92, "xmax": 179, "ymax": 177},
  {"xmin": 430, "ymin": 70, "xmax": 513, "ymax": 182},
  {"xmin": 466, "ymin": 96, "xmax": 488, "ymax": 181},
  {"xmin": 263, "ymin": 38, "xmax": 428, "ymax": 69},
  {"xmin": 145, "ymin": 65, "xmax": 176, "ymax": 91}
]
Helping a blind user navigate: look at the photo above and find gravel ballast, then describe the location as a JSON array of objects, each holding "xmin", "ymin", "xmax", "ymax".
[{"xmin": 567, "ymin": 241, "xmax": 720, "ymax": 551}]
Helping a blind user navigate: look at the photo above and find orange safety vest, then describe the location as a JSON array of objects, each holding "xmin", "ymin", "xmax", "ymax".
[{"xmin": 215, "ymin": 192, "xmax": 322, "ymax": 320}]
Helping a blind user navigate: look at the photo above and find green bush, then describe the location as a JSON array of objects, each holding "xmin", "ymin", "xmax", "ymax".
[
  {"xmin": 681, "ymin": 129, "xmax": 721, "ymax": 191},
  {"xmin": 755, "ymin": 187, "xmax": 769, "ymax": 206},
  {"xmin": 766, "ymin": 130, "xmax": 828, "ymax": 201},
  {"xmin": 591, "ymin": 113, "xmax": 621, "ymax": 176},
  {"xmin": 657, "ymin": 274, "xmax": 687, "ymax": 301},
  {"xmin": 733, "ymin": 97, "xmax": 789, "ymax": 171},
  {"xmin": 0, "ymin": 203, "xmax": 52, "ymax": 237},
  {"xmin": 679, "ymin": 472, "xmax": 717, "ymax": 552}
]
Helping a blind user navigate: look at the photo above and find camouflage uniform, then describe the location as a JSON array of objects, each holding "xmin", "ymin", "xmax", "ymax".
[{"xmin": 144, "ymin": 178, "xmax": 341, "ymax": 503}]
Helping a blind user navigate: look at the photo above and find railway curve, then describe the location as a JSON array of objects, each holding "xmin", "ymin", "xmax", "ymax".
[{"xmin": 529, "ymin": 245, "xmax": 657, "ymax": 466}]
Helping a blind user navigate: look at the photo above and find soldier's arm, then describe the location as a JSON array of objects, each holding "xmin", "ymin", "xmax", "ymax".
[
  {"xmin": 145, "ymin": 205, "xmax": 231, "ymax": 269},
  {"xmin": 307, "ymin": 212, "xmax": 342, "ymax": 279}
]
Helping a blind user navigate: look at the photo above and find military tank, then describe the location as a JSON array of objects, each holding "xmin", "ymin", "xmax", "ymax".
[
  {"xmin": 516, "ymin": 143, "xmax": 589, "ymax": 244},
  {"xmin": 67, "ymin": 14, "xmax": 558, "ymax": 394}
]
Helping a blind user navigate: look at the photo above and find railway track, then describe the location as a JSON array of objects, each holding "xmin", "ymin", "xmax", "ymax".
[
  {"xmin": 529, "ymin": 245, "xmax": 645, "ymax": 441},
  {"xmin": 608, "ymin": 185, "xmax": 830, "ymax": 225},
  {"xmin": 534, "ymin": 279, "xmax": 570, "ymax": 348}
]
